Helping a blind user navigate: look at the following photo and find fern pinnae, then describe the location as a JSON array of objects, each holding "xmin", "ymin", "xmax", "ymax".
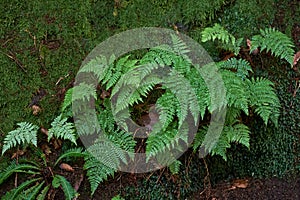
[
  {"xmin": 54, "ymin": 147, "xmax": 85, "ymax": 166},
  {"xmin": 2, "ymin": 122, "xmax": 38, "ymax": 155},
  {"xmin": 52, "ymin": 175, "xmax": 78, "ymax": 200},
  {"xmin": 48, "ymin": 115, "xmax": 77, "ymax": 145}
]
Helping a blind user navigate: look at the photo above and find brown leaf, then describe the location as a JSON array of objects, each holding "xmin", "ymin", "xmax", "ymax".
[
  {"xmin": 60, "ymin": 163, "xmax": 74, "ymax": 172},
  {"xmin": 53, "ymin": 139, "xmax": 62, "ymax": 149},
  {"xmin": 41, "ymin": 144, "xmax": 52, "ymax": 155},
  {"xmin": 32, "ymin": 105, "xmax": 41, "ymax": 115},
  {"xmin": 232, "ymin": 179, "xmax": 249, "ymax": 189},
  {"xmin": 293, "ymin": 51, "xmax": 300, "ymax": 66},
  {"xmin": 41, "ymin": 127, "xmax": 48, "ymax": 136},
  {"xmin": 100, "ymin": 90, "xmax": 110, "ymax": 99},
  {"xmin": 11, "ymin": 149, "xmax": 25, "ymax": 159}
]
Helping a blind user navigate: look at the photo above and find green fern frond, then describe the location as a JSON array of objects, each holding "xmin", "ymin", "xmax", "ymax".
[
  {"xmin": 36, "ymin": 185, "xmax": 50, "ymax": 200},
  {"xmin": 54, "ymin": 147, "xmax": 85, "ymax": 166},
  {"xmin": 79, "ymin": 55, "xmax": 109, "ymax": 83},
  {"xmin": 22, "ymin": 181, "xmax": 45, "ymax": 200},
  {"xmin": 84, "ymin": 153, "xmax": 116, "ymax": 195},
  {"xmin": 0, "ymin": 161, "xmax": 41, "ymax": 185},
  {"xmin": 226, "ymin": 123, "xmax": 250, "ymax": 148},
  {"xmin": 72, "ymin": 82, "xmax": 97, "ymax": 102},
  {"xmin": 217, "ymin": 58, "xmax": 253, "ymax": 79},
  {"xmin": 48, "ymin": 115, "xmax": 77, "ymax": 145},
  {"xmin": 1, "ymin": 178, "xmax": 42, "ymax": 200},
  {"xmin": 146, "ymin": 128, "xmax": 179, "ymax": 159},
  {"xmin": 247, "ymin": 77, "xmax": 280, "ymax": 125},
  {"xmin": 201, "ymin": 23, "xmax": 242, "ymax": 55},
  {"xmin": 168, "ymin": 160, "xmax": 182, "ymax": 175},
  {"xmin": 52, "ymin": 175, "xmax": 78, "ymax": 200},
  {"xmin": 61, "ymin": 87, "xmax": 73, "ymax": 113},
  {"xmin": 251, "ymin": 27, "xmax": 295, "ymax": 65},
  {"xmin": 106, "ymin": 130, "xmax": 136, "ymax": 153},
  {"xmin": 220, "ymin": 70, "xmax": 249, "ymax": 114},
  {"xmin": 2, "ymin": 122, "xmax": 39, "ymax": 155}
]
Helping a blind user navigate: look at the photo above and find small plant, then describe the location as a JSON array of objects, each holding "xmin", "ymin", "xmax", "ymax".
[{"xmin": 0, "ymin": 116, "xmax": 83, "ymax": 200}]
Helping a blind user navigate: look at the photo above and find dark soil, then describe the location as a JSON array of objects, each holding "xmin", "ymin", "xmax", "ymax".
[{"xmin": 193, "ymin": 177, "xmax": 300, "ymax": 200}]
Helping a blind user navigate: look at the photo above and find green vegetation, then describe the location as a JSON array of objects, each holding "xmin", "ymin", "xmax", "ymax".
[{"xmin": 0, "ymin": 0, "xmax": 299, "ymax": 199}]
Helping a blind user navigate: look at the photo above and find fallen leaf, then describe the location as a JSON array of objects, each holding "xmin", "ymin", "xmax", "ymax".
[
  {"xmin": 232, "ymin": 179, "xmax": 249, "ymax": 189},
  {"xmin": 293, "ymin": 51, "xmax": 300, "ymax": 66},
  {"xmin": 53, "ymin": 139, "xmax": 62, "ymax": 149},
  {"xmin": 11, "ymin": 149, "xmax": 25, "ymax": 159},
  {"xmin": 32, "ymin": 105, "xmax": 41, "ymax": 115},
  {"xmin": 41, "ymin": 144, "xmax": 52, "ymax": 155},
  {"xmin": 41, "ymin": 127, "xmax": 48, "ymax": 136},
  {"xmin": 60, "ymin": 163, "xmax": 74, "ymax": 172}
]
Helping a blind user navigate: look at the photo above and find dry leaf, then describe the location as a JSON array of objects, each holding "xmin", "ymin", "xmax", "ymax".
[
  {"xmin": 53, "ymin": 139, "xmax": 62, "ymax": 149},
  {"xmin": 293, "ymin": 51, "xmax": 300, "ymax": 66},
  {"xmin": 60, "ymin": 163, "xmax": 74, "ymax": 172},
  {"xmin": 100, "ymin": 90, "xmax": 110, "ymax": 99},
  {"xmin": 232, "ymin": 179, "xmax": 249, "ymax": 189},
  {"xmin": 32, "ymin": 105, "xmax": 41, "ymax": 115},
  {"xmin": 11, "ymin": 149, "xmax": 25, "ymax": 159},
  {"xmin": 41, "ymin": 144, "xmax": 52, "ymax": 155},
  {"xmin": 41, "ymin": 127, "xmax": 48, "ymax": 136}
]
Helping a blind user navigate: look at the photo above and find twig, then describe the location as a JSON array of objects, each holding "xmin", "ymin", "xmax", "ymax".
[{"xmin": 4, "ymin": 51, "xmax": 27, "ymax": 73}]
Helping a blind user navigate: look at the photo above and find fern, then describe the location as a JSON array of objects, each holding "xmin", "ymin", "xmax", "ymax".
[
  {"xmin": 2, "ymin": 122, "xmax": 38, "ymax": 155},
  {"xmin": 168, "ymin": 160, "xmax": 182, "ymax": 175},
  {"xmin": 201, "ymin": 23, "xmax": 243, "ymax": 55},
  {"xmin": 52, "ymin": 175, "xmax": 78, "ymax": 200},
  {"xmin": 22, "ymin": 181, "xmax": 45, "ymax": 200},
  {"xmin": 251, "ymin": 27, "xmax": 295, "ymax": 65},
  {"xmin": 247, "ymin": 77, "xmax": 280, "ymax": 125},
  {"xmin": 84, "ymin": 152, "xmax": 116, "ymax": 195},
  {"xmin": 48, "ymin": 114, "xmax": 77, "ymax": 145},
  {"xmin": 54, "ymin": 147, "xmax": 85, "ymax": 166}
]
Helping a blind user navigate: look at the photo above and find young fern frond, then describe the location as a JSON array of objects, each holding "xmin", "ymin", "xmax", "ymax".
[
  {"xmin": 48, "ymin": 115, "xmax": 77, "ymax": 145},
  {"xmin": 52, "ymin": 175, "xmax": 78, "ymax": 200},
  {"xmin": 201, "ymin": 23, "xmax": 243, "ymax": 55},
  {"xmin": 2, "ymin": 122, "xmax": 39, "ymax": 155},
  {"xmin": 251, "ymin": 27, "xmax": 295, "ymax": 65},
  {"xmin": 84, "ymin": 153, "xmax": 116, "ymax": 195}
]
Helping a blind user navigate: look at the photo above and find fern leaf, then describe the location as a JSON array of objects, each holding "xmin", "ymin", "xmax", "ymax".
[
  {"xmin": 2, "ymin": 122, "xmax": 38, "ymax": 155},
  {"xmin": 52, "ymin": 175, "xmax": 78, "ymax": 200},
  {"xmin": 168, "ymin": 160, "xmax": 182, "ymax": 175},
  {"xmin": 22, "ymin": 181, "xmax": 45, "ymax": 200},
  {"xmin": 54, "ymin": 147, "xmax": 85, "ymax": 166},
  {"xmin": 247, "ymin": 77, "xmax": 280, "ymax": 125},
  {"xmin": 84, "ymin": 153, "xmax": 116, "ymax": 195},
  {"xmin": 217, "ymin": 58, "xmax": 253, "ymax": 80},
  {"xmin": 61, "ymin": 88, "xmax": 73, "ymax": 113},
  {"xmin": 0, "ymin": 161, "xmax": 40, "ymax": 185},
  {"xmin": 48, "ymin": 115, "xmax": 77, "ymax": 145},
  {"xmin": 72, "ymin": 82, "xmax": 97, "ymax": 102},
  {"xmin": 36, "ymin": 185, "xmax": 50, "ymax": 200},
  {"xmin": 201, "ymin": 24, "xmax": 242, "ymax": 55},
  {"xmin": 251, "ymin": 27, "xmax": 295, "ymax": 65},
  {"xmin": 1, "ymin": 178, "xmax": 42, "ymax": 200}
]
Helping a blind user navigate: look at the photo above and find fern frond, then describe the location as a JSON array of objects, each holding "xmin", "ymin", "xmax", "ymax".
[
  {"xmin": 36, "ymin": 185, "xmax": 50, "ymax": 200},
  {"xmin": 1, "ymin": 178, "xmax": 42, "ymax": 200},
  {"xmin": 61, "ymin": 87, "xmax": 73, "ymax": 113},
  {"xmin": 146, "ymin": 128, "xmax": 180, "ymax": 160},
  {"xmin": 48, "ymin": 115, "xmax": 77, "ymax": 145},
  {"xmin": 0, "ymin": 161, "xmax": 41, "ymax": 185},
  {"xmin": 106, "ymin": 130, "xmax": 136, "ymax": 153},
  {"xmin": 72, "ymin": 82, "xmax": 97, "ymax": 102},
  {"xmin": 54, "ymin": 147, "xmax": 85, "ymax": 166},
  {"xmin": 2, "ymin": 122, "xmax": 39, "ymax": 155},
  {"xmin": 52, "ymin": 175, "xmax": 78, "ymax": 200},
  {"xmin": 217, "ymin": 58, "xmax": 253, "ymax": 79},
  {"xmin": 247, "ymin": 77, "xmax": 280, "ymax": 125},
  {"xmin": 168, "ymin": 160, "xmax": 182, "ymax": 175},
  {"xmin": 201, "ymin": 23, "xmax": 242, "ymax": 55},
  {"xmin": 84, "ymin": 153, "xmax": 116, "ymax": 195},
  {"xmin": 22, "ymin": 181, "xmax": 45, "ymax": 200},
  {"xmin": 251, "ymin": 27, "xmax": 295, "ymax": 65},
  {"xmin": 221, "ymin": 70, "xmax": 249, "ymax": 114},
  {"xmin": 79, "ymin": 55, "xmax": 109, "ymax": 83}
]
